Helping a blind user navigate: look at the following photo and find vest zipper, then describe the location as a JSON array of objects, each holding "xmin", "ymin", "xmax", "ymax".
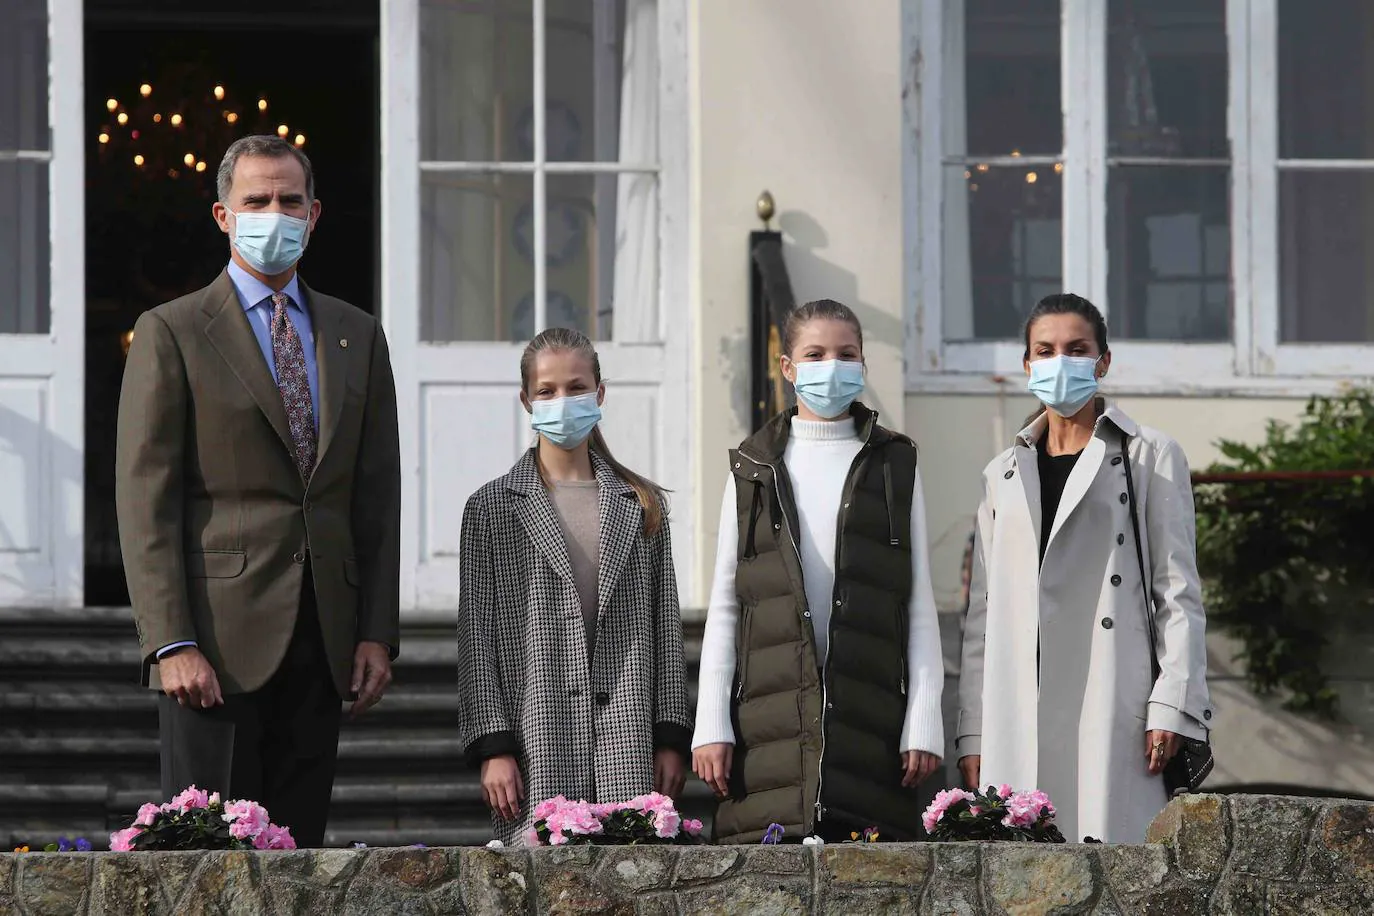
[{"xmin": 882, "ymin": 451, "xmax": 907, "ymax": 695}]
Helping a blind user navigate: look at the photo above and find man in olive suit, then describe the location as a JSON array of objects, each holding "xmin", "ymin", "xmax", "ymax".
[{"xmin": 116, "ymin": 135, "xmax": 401, "ymax": 847}]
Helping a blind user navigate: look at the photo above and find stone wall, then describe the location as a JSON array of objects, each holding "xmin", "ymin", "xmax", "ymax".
[{"xmin": 2, "ymin": 795, "xmax": 1371, "ymax": 914}]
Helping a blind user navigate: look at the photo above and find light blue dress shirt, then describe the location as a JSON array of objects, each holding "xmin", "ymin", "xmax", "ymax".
[{"xmin": 156, "ymin": 263, "xmax": 320, "ymax": 660}]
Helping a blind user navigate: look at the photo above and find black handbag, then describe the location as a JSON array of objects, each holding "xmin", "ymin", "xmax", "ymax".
[{"xmin": 1120, "ymin": 431, "xmax": 1215, "ymax": 797}]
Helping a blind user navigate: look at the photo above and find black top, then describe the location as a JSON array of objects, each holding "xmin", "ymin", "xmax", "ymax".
[{"xmin": 1037, "ymin": 432, "xmax": 1082, "ymax": 566}]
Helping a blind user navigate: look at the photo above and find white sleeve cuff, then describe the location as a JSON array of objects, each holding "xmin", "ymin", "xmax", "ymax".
[{"xmin": 1145, "ymin": 702, "xmax": 1208, "ymax": 740}]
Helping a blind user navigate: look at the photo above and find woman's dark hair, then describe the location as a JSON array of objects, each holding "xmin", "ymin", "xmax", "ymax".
[
  {"xmin": 520, "ymin": 327, "xmax": 667, "ymax": 537},
  {"xmin": 782, "ymin": 298, "xmax": 864, "ymax": 356},
  {"xmin": 1021, "ymin": 293, "xmax": 1109, "ymax": 361}
]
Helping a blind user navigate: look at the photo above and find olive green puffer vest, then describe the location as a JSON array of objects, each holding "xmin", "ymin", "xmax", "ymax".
[{"xmin": 713, "ymin": 403, "xmax": 922, "ymax": 844}]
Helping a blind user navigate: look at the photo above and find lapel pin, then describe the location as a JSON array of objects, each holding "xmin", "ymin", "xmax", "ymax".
[{"xmin": 340, "ymin": 338, "xmax": 349, "ymax": 348}]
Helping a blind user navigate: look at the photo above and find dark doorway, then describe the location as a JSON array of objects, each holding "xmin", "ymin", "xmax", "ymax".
[{"xmin": 83, "ymin": 1, "xmax": 380, "ymax": 605}]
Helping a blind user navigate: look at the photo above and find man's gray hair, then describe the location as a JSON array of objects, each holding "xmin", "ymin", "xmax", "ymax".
[{"xmin": 216, "ymin": 135, "xmax": 315, "ymax": 203}]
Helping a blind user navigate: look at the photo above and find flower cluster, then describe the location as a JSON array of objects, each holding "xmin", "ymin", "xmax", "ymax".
[
  {"xmin": 527, "ymin": 793, "xmax": 704, "ymax": 847},
  {"xmin": 109, "ymin": 785, "xmax": 296, "ymax": 852},
  {"xmin": 922, "ymin": 784, "xmax": 1064, "ymax": 843}
]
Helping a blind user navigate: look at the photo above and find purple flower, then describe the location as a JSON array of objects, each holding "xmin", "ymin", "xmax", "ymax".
[
  {"xmin": 75, "ymin": 838, "xmax": 92, "ymax": 852},
  {"xmin": 761, "ymin": 823, "xmax": 785, "ymax": 845},
  {"xmin": 57, "ymin": 837, "xmax": 73, "ymax": 852}
]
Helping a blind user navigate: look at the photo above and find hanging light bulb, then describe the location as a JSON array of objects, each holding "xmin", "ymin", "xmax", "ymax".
[
  {"xmin": 183, "ymin": 153, "xmax": 195, "ymax": 166},
  {"xmin": 130, "ymin": 130, "xmax": 139, "ymax": 139},
  {"xmin": 258, "ymin": 99, "xmax": 268, "ymax": 112},
  {"xmin": 116, "ymin": 112, "xmax": 129, "ymax": 126},
  {"xmin": 276, "ymin": 124, "xmax": 289, "ymax": 138},
  {"xmin": 225, "ymin": 112, "xmax": 239, "ymax": 124},
  {"xmin": 1054, "ymin": 162, "xmax": 1064, "ymax": 174},
  {"xmin": 133, "ymin": 154, "xmax": 145, "ymax": 167},
  {"xmin": 106, "ymin": 98, "xmax": 118, "ymax": 112},
  {"xmin": 153, "ymin": 113, "xmax": 162, "ymax": 123},
  {"xmin": 213, "ymin": 85, "xmax": 225, "ymax": 100},
  {"xmin": 1026, "ymin": 172, "xmax": 1038, "ymax": 184},
  {"xmin": 98, "ymin": 132, "xmax": 110, "ymax": 144},
  {"xmin": 294, "ymin": 134, "xmax": 305, "ymax": 147},
  {"xmin": 140, "ymin": 83, "xmax": 152, "ymax": 97},
  {"xmin": 195, "ymin": 161, "xmax": 207, "ymax": 173},
  {"xmin": 170, "ymin": 114, "xmax": 183, "ymax": 126},
  {"xmin": 1011, "ymin": 149, "xmax": 1022, "ymax": 158}
]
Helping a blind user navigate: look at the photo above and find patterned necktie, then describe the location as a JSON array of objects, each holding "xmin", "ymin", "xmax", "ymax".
[{"xmin": 270, "ymin": 292, "xmax": 317, "ymax": 481}]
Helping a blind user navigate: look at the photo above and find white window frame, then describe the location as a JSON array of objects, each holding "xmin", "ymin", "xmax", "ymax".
[
  {"xmin": 904, "ymin": 0, "xmax": 1374, "ymax": 396},
  {"xmin": 413, "ymin": 0, "xmax": 671, "ymax": 345}
]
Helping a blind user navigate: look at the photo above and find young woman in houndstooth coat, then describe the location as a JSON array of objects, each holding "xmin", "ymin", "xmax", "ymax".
[{"xmin": 456, "ymin": 327, "xmax": 693, "ymax": 845}]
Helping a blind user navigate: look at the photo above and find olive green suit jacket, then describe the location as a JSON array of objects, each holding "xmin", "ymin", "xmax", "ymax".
[{"xmin": 115, "ymin": 270, "xmax": 401, "ymax": 697}]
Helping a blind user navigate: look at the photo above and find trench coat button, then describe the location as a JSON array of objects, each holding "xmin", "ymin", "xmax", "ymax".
[
  {"xmin": 1119, "ymin": 493, "xmax": 1128, "ymax": 504},
  {"xmin": 1204, "ymin": 709, "xmax": 1213, "ymax": 721},
  {"xmin": 1004, "ymin": 469, "xmax": 1014, "ymax": 479},
  {"xmin": 1111, "ymin": 456, "xmax": 1123, "ymax": 466},
  {"xmin": 1101, "ymin": 618, "xmax": 1114, "ymax": 629},
  {"xmin": 774, "ymin": 523, "xmax": 781, "ymax": 530},
  {"xmin": 803, "ymin": 611, "xmax": 812, "ymax": 618},
  {"xmin": 734, "ymin": 462, "xmax": 741, "ymax": 469},
  {"xmin": 292, "ymin": 551, "xmax": 305, "ymax": 564},
  {"xmin": 834, "ymin": 599, "xmax": 842, "ymax": 606},
  {"xmin": 826, "ymin": 701, "xmax": 834, "ymax": 710},
  {"xmin": 1117, "ymin": 534, "xmax": 1125, "ymax": 545},
  {"xmin": 595, "ymin": 692, "xmax": 610, "ymax": 706},
  {"xmin": 1111, "ymin": 574, "xmax": 1122, "ymax": 587}
]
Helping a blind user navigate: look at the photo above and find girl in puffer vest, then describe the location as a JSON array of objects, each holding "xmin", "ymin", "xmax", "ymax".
[{"xmin": 691, "ymin": 300, "xmax": 946, "ymax": 843}]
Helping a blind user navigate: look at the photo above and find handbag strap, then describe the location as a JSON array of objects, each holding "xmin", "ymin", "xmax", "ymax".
[{"xmin": 1120, "ymin": 430, "xmax": 1162, "ymax": 682}]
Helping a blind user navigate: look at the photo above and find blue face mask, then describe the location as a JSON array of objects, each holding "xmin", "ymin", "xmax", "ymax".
[
  {"xmin": 530, "ymin": 392, "xmax": 602, "ymax": 449},
  {"xmin": 232, "ymin": 210, "xmax": 311, "ymax": 275},
  {"xmin": 1027, "ymin": 355, "xmax": 1102, "ymax": 417},
  {"xmin": 792, "ymin": 359, "xmax": 865, "ymax": 419}
]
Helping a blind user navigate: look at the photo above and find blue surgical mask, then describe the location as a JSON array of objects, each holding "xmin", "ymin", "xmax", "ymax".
[
  {"xmin": 792, "ymin": 359, "xmax": 865, "ymax": 419},
  {"xmin": 531, "ymin": 393, "xmax": 602, "ymax": 449},
  {"xmin": 1027, "ymin": 355, "xmax": 1102, "ymax": 417},
  {"xmin": 232, "ymin": 210, "xmax": 310, "ymax": 275}
]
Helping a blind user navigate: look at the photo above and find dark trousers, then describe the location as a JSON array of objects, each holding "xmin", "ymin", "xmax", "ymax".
[{"xmin": 158, "ymin": 578, "xmax": 343, "ymax": 847}]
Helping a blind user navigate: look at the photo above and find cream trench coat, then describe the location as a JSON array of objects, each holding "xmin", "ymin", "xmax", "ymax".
[{"xmin": 956, "ymin": 404, "xmax": 1214, "ymax": 843}]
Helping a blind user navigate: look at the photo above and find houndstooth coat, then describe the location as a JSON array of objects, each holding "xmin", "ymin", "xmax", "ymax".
[{"xmin": 456, "ymin": 449, "xmax": 692, "ymax": 845}]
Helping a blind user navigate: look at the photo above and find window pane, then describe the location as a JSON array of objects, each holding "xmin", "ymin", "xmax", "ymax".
[
  {"xmin": 1107, "ymin": 167, "xmax": 1229, "ymax": 341},
  {"xmin": 1108, "ymin": 0, "xmax": 1227, "ymax": 158},
  {"xmin": 961, "ymin": 0, "xmax": 1061, "ymax": 157},
  {"xmin": 944, "ymin": 164, "xmax": 1062, "ymax": 341},
  {"xmin": 1279, "ymin": 0, "xmax": 1374, "ymax": 159},
  {"xmin": 0, "ymin": 0, "xmax": 48, "ymax": 151},
  {"xmin": 546, "ymin": 0, "xmax": 655, "ymax": 166},
  {"xmin": 0, "ymin": 161, "xmax": 51, "ymax": 335},
  {"xmin": 539, "ymin": 173, "xmax": 657, "ymax": 342},
  {"xmin": 420, "ymin": 0, "xmax": 533, "ymax": 161},
  {"xmin": 420, "ymin": 172, "xmax": 534, "ymax": 341},
  {"xmin": 1279, "ymin": 172, "xmax": 1374, "ymax": 343}
]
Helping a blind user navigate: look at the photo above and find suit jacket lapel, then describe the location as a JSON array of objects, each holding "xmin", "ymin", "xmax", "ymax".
[
  {"xmin": 507, "ymin": 451, "xmax": 576, "ymax": 585},
  {"xmin": 1012, "ymin": 444, "xmax": 1044, "ymax": 553},
  {"xmin": 306, "ymin": 282, "xmax": 350, "ymax": 468},
  {"xmin": 200, "ymin": 270, "xmax": 296, "ymax": 459},
  {"xmin": 593, "ymin": 454, "xmax": 643, "ymax": 620}
]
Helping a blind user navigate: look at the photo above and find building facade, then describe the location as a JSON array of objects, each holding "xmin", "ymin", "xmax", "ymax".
[{"xmin": 4, "ymin": 0, "xmax": 1374, "ymax": 797}]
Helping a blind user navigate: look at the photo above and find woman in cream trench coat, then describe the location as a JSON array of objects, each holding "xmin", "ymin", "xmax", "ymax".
[{"xmin": 956, "ymin": 295, "xmax": 1214, "ymax": 844}]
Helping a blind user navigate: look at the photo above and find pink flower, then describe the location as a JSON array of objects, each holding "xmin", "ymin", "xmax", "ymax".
[
  {"xmin": 532, "ymin": 796, "xmax": 568, "ymax": 822},
  {"xmin": 547, "ymin": 829, "xmax": 568, "ymax": 846},
  {"xmin": 922, "ymin": 788, "xmax": 975, "ymax": 834},
  {"xmin": 109, "ymin": 827, "xmax": 143, "ymax": 852},
  {"xmin": 1002, "ymin": 789, "xmax": 1056, "ymax": 828},
  {"xmin": 682, "ymin": 818, "xmax": 704, "ymax": 837},
  {"xmin": 995, "ymin": 783, "xmax": 1014, "ymax": 800},
  {"xmin": 134, "ymin": 803, "xmax": 161, "ymax": 828},
  {"xmin": 653, "ymin": 808, "xmax": 681, "ymax": 839},
  {"xmin": 524, "ymin": 828, "xmax": 542, "ymax": 847},
  {"xmin": 252, "ymin": 824, "xmax": 296, "ymax": 850},
  {"xmin": 224, "ymin": 800, "xmax": 271, "ymax": 840},
  {"xmin": 169, "ymin": 786, "xmax": 210, "ymax": 812}
]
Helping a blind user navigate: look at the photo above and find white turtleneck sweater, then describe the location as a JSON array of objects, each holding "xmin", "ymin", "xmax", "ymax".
[{"xmin": 691, "ymin": 417, "xmax": 946, "ymax": 756}]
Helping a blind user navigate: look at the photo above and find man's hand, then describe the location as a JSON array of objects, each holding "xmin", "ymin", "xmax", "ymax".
[
  {"xmin": 901, "ymin": 750, "xmax": 942, "ymax": 788},
  {"xmin": 1145, "ymin": 729, "xmax": 1182, "ymax": 775},
  {"xmin": 654, "ymin": 748, "xmax": 687, "ymax": 800},
  {"xmin": 349, "ymin": 641, "xmax": 393, "ymax": 717},
  {"xmin": 160, "ymin": 647, "xmax": 223, "ymax": 710},
  {"xmin": 481, "ymin": 755, "xmax": 525, "ymax": 821},
  {"xmin": 958, "ymin": 754, "xmax": 981, "ymax": 789},
  {"xmin": 691, "ymin": 742, "xmax": 733, "ymax": 798}
]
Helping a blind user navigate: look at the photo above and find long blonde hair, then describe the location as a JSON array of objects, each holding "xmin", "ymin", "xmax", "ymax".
[{"xmin": 520, "ymin": 327, "xmax": 668, "ymax": 538}]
